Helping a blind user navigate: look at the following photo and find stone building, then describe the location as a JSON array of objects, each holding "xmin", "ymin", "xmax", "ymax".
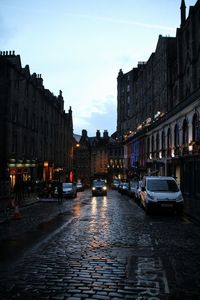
[
  {"xmin": 90, "ymin": 130, "xmax": 110, "ymax": 180},
  {"xmin": 0, "ymin": 51, "xmax": 74, "ymax": 197},
  {"xmin": 73, "ymin": 129, "xmax": 124, "ymax": 185},
  {"xmin": 107, "ymin": 136, "xmax": 125, "ymax": 182},
  {"xmin": 73, "ymin": 130, "xmax": 91, "ymax": 186},
  {"xmin": 117, "ymin": 35, "xmax": 177, "ymax": 137},
  {"xmin": 116, "ymin": 0, "xmax": 200, "ymax": 201}
]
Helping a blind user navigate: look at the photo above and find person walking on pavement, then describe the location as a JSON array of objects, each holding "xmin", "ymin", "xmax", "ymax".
[
  {"xmin": 13, "ymin": 176, "xmax": 24, "ymax": 219},
  {"xmin": 57, "ymin": 181, "xmax": 63, "ymax": 204}
]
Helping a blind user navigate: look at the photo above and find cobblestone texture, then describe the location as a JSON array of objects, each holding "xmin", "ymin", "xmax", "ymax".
[{"xmin": 0, "ymin": 190, "xmax": 200, "ymax": 299}]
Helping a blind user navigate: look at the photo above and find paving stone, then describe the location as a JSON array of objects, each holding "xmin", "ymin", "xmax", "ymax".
[{"xmin": 0, "ymin": 190, "xmax": 200, "ymax": 299}]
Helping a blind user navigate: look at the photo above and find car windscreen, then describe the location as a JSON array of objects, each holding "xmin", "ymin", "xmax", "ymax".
[
  {"xmin": 93, "ymin": 182, "xmax": 105, "ymax": 187},
  {"xmin": 93, "ymin": 180, "xmax": 105, "ymax": 186},
  {"xmin": 147, "ymin": 179, "xmax": 179, "ymax": 192},
  {"xmin": 63, "ymin": 183, "xmax": 72, "ymax": 188}
]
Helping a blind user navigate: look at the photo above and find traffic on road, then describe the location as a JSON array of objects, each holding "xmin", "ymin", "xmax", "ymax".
[{"xmin": 0, "ymin": 183, "xmax": 199, "ymax": 299}]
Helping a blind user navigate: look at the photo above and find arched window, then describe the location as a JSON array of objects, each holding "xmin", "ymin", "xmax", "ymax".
[
  {"xmin": 167, "ymin": 128, "xmax": 172, "ymax": 156},
  {"xmin": 151, "ymin": 136, "xmax": 154, "ymax": 158},
  {"xmin": 192, "ymin": 113, "xmax": 200, "ymax": 153},
  {"xmin": 156, "ymin": 133, "xmax": 159, "ymax": 158},
  {"xmin": 174, "ymin": 124, "xmax": 180, "ymax": 156},
  {"xmin": 174, "ymin": 124, "xmax": 179, "ymax": 147},
  {"xmin": 161, "ymin": 131, "xmax": 165, "ymax": 157},
  {"xmin": 192, "ymin": 113, "xmax": 199, "ymax": 142},
  {"xmin": 182, "ymin": 119, "xmax": 188, "ymax": 145},
  {"xmin": 147, "ymin": 137, "xmax": 150, "ymax": 159}
]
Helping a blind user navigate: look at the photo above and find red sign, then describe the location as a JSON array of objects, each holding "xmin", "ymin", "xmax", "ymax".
[{"xmin": 69, "ymin": 171, "xmax": 73, "ymax": 183}]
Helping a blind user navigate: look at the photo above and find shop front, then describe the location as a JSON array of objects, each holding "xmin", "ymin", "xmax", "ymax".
[{"xmin": 8, "ymin": 159, "xmax": 37, "ymax": 190}]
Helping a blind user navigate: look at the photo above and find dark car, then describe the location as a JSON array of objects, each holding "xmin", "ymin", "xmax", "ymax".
[
  {"xmin": 62, "ymin": 182, "xmax": 77, "ymax": 198},
  {"xmin": 92, "ymin": 179, "xmax": 107, "ymax": 196},
  {"xmin": 76, "ymin": 182, "xmax": 84, "ymax": 192},
  {"xmin": 118, "ymin": 182, "xmax": 129, "ymax": 195},
  {"xmin": 111, "ymin": 179, "xmax": 121, "ymax": 190},
  {"xmin": 129, "ymin": 180, "xmax": 139, "ymax": 198}
]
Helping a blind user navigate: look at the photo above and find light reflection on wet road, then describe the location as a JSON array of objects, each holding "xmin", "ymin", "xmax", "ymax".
[{"xmin": 0, "ymin": 189, "xmax": 200, "ymax": 299}]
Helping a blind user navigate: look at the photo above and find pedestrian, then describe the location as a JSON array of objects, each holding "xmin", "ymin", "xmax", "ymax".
[
  {"xmin": 13, "ymin": 176, "xmax": 24, "ymax": 219},
  {"xmin": 57, "ymin": 182, "xmax": 63, "ymax": 204}
]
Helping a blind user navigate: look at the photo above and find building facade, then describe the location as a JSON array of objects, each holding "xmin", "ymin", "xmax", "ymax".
[
  {"xmin": 0, "ymin": 51, "xmax": 74, "ymax": 197},
  {"xmin": 73, "ymin": 130, "xmax": 91, "ymax": 186},
  {"xmin": 73, "ymin": 130, "xmax": 125, "ymax": 185},
  {"xmin": 116, "ymin": 0, "xmax": 200, "ymax": 200}
]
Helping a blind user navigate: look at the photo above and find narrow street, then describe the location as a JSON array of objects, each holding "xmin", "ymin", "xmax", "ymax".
[{"xmin": 0, "ymin": 189, "xmax": 200, "ymax": 299}]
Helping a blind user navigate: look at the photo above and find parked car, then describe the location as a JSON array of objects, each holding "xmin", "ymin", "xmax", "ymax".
[
  {"xmin": 111, "ymin": 179, "xmax": 121, "ymax": 190},
  {"xmin": 76, "ymin": 182, "xmax": 84, "ymax": 192},
  {"xmin": 129, "ymin": 180, "xmax": 139, "ymax": 198},
  {"xmin": 92, "ymin": 179, "xmax": 107, "ymax": 196},
  {"xmin": 140, "ymin": 176, "xmax": 184, "ymax": 214},
  {"xmin": 118, "ymin": 181, "xmax": 129, "ymax": 195},
  {"xmin": 62, "ymin": 182, "xmax": 77, "ymax": 198},
  {"xmin": 121, "ymin": 182, "xmax": 130, "ymax": 195}
]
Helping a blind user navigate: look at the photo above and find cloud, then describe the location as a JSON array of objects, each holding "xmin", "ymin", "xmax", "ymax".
[
  {"xmin": 73, "ymin": 94, "xmax": 115, "ymax": 118},
  {"xmin": 0, "ymin": 2, "xmax": 175, "ymax": 32},
  {"xmin": 73, "ymin": 95, "xmax": 116, "ymax": 136},
  {"xmin": 65, "ymin": 12, "xmax": 175, "ymax": 32}
]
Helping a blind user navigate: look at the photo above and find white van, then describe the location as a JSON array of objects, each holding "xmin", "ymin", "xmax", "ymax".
[{"xmin": 140, "ymin": 176, "xmax": 184, "ymax": 214}]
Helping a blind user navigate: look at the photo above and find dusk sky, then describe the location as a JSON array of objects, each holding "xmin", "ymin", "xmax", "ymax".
[{"xmin": 0, "ymin": 0, "xmax": 196, "ymax": 137}]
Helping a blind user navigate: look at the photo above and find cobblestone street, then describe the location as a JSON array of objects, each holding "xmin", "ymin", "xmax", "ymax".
[{"xmin": 0, "ymin": 190, "xmax": 200, "ymax": 299}]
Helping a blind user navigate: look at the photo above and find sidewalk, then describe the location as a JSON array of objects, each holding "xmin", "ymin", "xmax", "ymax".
[
  {"xmin": 184, "ymin": 197, "xmax": 200, "ymax": 223},
  {"xmin": 0, "ymin": 193, "xmax": 40, "ymax": 224}
]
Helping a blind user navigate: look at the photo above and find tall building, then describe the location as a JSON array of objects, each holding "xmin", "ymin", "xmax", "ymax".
[
  {"xmin": 73, "ymin": 130, "xmax": 91, "ymax": 186},
  {"xmin": 73, "ymin": 129, "xmax": 124, "ymax": 185},
  {"xmin": 0, "ymin": 51, "xmax": 74, "ymax": 197},
  {"xmin": 117, "ymin": 35, "xmax": 177, "ymax": 138},
  {"xmin": 116, "ymin": 0, "xmax": 200, "ymax": 198}
]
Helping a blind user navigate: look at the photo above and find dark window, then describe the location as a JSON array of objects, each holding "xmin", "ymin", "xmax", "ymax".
[
  {"xmin": 192, "ymin": 113, "xmax": 200, "ymax": 142},
  {"xmin": 151, "ymin": 136, "xmax": 154, "ymax": 157},
  {"xmin": 182, "ymin": 119, "xmax": 188, "ymax": 144},
  {"xmin": 156, "ymin": 134, "xmax": 159, "ymax": 158},
  {"xmin": 174, "ymin": 124, "xmax": 179, "ymax": 146},
  {"xmin": 161, "ymin": 131, "xmax": 165, "ymax": 157}
]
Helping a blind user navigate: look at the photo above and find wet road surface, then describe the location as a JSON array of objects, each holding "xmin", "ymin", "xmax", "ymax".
[{"xmin": 0, "ymin": 190, "xmax": 200, "ymax": 299}]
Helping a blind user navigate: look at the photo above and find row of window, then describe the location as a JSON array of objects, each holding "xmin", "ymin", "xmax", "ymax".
[{"xmin": 147, "ymin": 113, "xmax": 200, "ymax": 158}]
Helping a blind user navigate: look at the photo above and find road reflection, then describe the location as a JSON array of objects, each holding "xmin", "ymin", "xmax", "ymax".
[
  {"xmin": 88, "ymin": 196, "xmax": 109, "ymax": 246},
  {"xmin": 91, "ymin": 197, "xmax": 97, "ymax": 215},
  {"xmin": 72, "ymin": 202, "xmax": 81, "ymax": 218}
]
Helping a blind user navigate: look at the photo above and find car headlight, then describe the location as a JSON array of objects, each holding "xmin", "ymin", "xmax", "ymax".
[
  {"xmin": 103, "ymin": 186, "xmax": 107, "ymax": 191},
  {"xmin": 92, "ymin": 187, "xmax": 96, "ymax": 191}
]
